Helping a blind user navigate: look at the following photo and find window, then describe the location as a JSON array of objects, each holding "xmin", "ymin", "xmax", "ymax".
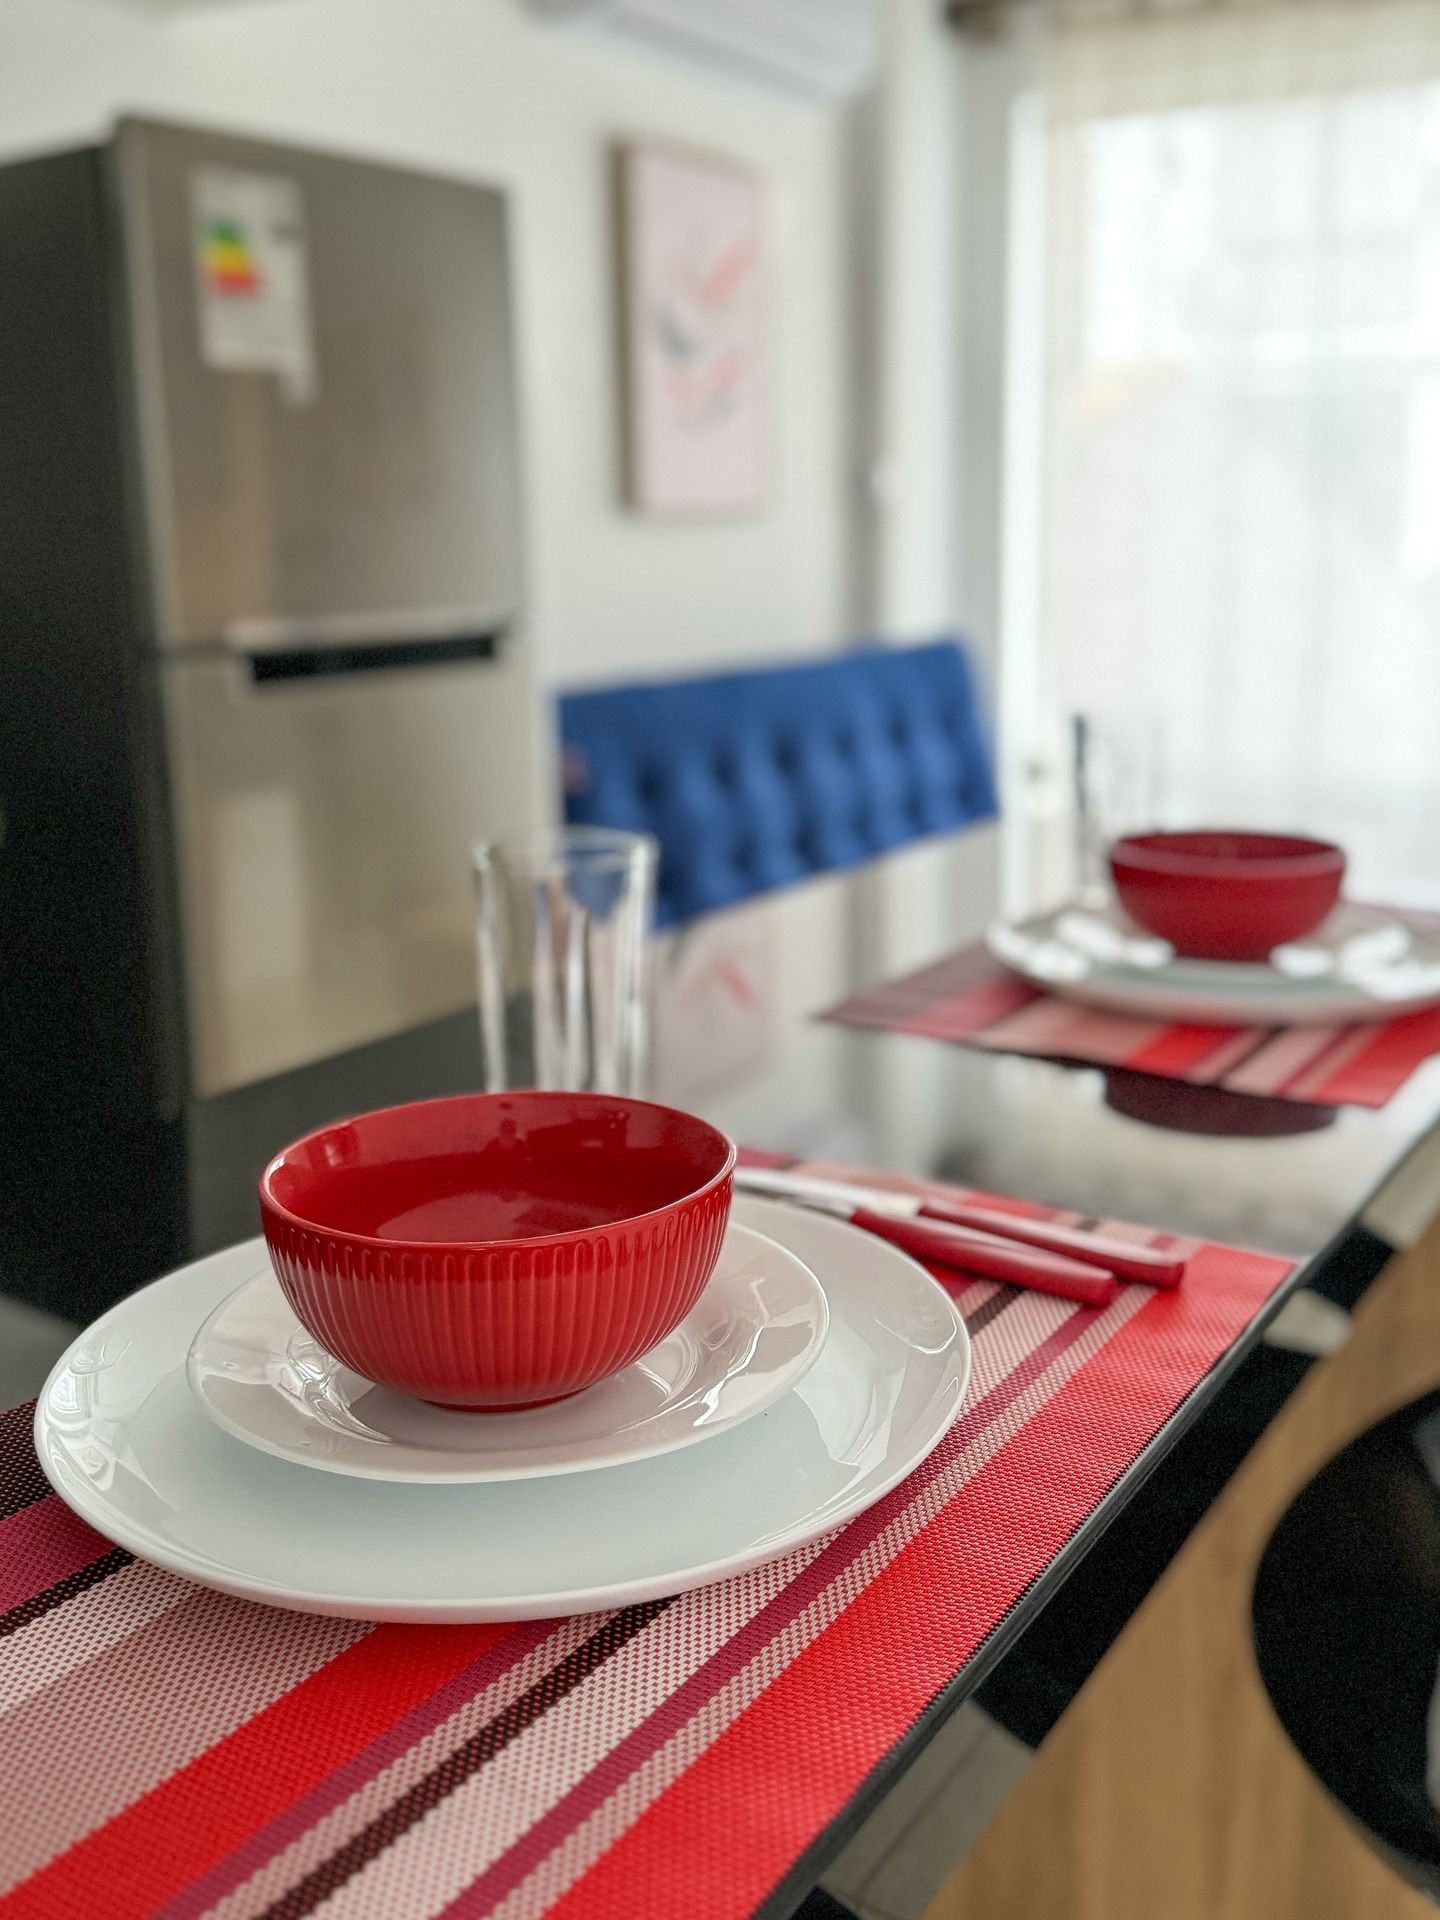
[{"xmin": 1004, "ymin": 10, "xmax": 1440, "ymax": 905}]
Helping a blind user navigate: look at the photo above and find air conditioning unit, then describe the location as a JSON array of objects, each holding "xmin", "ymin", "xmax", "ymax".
[{"xmin": 529, "ymin": 0, "xmax": 881, "ymax": 101}]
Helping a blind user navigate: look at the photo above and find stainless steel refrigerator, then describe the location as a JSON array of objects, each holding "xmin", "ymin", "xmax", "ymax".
[{"xmin": 0, "ymin": 118, "xmax": 543, "ymax": 1317}]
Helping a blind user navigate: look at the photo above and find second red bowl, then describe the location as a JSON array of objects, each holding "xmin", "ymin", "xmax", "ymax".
[
  {"xmin": 260, "ymin": 1092, "xmax": 735, "ymax": 1411},
  {"xmin": 1109, "ymin": 830, "xmax": 1345, "ymax": 961}
]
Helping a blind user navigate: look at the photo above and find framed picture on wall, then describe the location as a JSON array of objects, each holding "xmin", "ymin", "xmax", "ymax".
[{"xmin": 616, "ymin": 141, "xmax": 768, "ymax": 516}]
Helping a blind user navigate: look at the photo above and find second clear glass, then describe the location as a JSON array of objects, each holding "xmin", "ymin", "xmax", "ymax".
[{"xmin": 1071, "ymin": 711, "xmax": 1167, "ymax": 900}]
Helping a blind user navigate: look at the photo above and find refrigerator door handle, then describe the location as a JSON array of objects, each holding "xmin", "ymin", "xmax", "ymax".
[
  {"xmin": 222, "ymin": 607, "xmax": 511, "ymax": 654},
  {"xmin": 239, "ymin": 633, "xmax": 505, "ymax": 686}
]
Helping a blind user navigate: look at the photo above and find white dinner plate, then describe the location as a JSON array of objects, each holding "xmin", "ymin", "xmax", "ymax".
[
  {"xmin": 185, "ymin": 1222, "xmax": 829, "ymax": 1484},
  {"xmin": 34, "ymin": 1197, "xmax": 969, "ymax": 1621},
  {"xmin": 988, "ymin": 900, "xmax": 1440, "ymax": 1026}
]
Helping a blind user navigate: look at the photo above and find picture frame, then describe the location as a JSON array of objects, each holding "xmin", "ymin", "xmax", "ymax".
[{"xmin": 615, "ymin": 140, "xmax": 768, "ymax": 517}]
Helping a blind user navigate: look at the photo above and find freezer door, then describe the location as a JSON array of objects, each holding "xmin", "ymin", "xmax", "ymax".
[
  {"xmin": 115, "ymin": 118, "xmax": 523, "ymax": 646},
  {"xmin": 162, "ymin": 647, "xmax": 542, "ymax": 1098}
]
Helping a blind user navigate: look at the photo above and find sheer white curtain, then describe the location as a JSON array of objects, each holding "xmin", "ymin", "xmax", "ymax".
[{"xmin": 1009, "ymin": 0, "xmax": 1440, "ymax": 905}]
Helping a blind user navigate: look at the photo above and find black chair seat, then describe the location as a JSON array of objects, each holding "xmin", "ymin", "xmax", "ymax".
[{"xmin": 1253, "ymin": 1388, "xmax": 1440, "ymax": 1899}]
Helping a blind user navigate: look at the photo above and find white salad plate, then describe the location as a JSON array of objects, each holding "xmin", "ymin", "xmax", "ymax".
[
  {"xmin": 988, "ymin": 900, "xmax": 1440, "ymax": 1027},
  {"xmin": 34, "ymin": 1196, "xmax": 969, "ymax": 1622},
  {"xmin": 185, "ymin": 1221, "xmax": 829, "ymax": 1484}
]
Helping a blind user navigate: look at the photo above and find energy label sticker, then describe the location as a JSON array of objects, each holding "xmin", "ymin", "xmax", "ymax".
[{"xmin": 192, "ymin": 166, "xmax": 317, "ymax": 405}]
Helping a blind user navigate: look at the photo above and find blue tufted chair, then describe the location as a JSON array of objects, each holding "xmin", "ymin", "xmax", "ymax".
[{"xmin": 558, "ymin": 640, "xmax": 997, "ymax": 929}]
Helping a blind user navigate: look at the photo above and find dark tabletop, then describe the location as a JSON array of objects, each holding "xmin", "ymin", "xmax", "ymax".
[
  {"xmin": 9, "ymin": 978, "xmax": 1439, "ymax": 1920},
  {"xmin": 711, "ymin": 1021, "xmax": 1440, "ymax": 1920}
]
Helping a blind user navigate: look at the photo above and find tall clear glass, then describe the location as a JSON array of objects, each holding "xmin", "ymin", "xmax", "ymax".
[
  {"xmin": 1071, "ymin": 712, "xmax": 1167, "ymax": 901},
  {"xmin": 472, "ymin": 827, "xmax": 658, "ymax": 1094}
]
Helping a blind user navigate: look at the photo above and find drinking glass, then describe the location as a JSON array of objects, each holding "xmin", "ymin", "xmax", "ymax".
[
  {"xmin": 473, "ymin": 827, "xmax": 658, "ymax": 1094},
  {"xmin": 1071, "ymin": 712, "xmax": 1167, "ymax": 901}
]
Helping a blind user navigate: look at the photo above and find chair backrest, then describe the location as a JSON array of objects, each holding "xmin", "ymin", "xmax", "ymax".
[{"xmin": 559, "ymin": 639, "xmax": 997, "ymax": 928}]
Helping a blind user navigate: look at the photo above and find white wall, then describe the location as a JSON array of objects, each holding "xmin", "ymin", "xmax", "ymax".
[
  {"xmin": 0, "ymin": 0, "xmax": 853, "ymax": 687},
  {"xmin": 0, "ymin": 0, "xmax": 874, "ymax": 1137},
  {"xmin": 844, "ymin": 0, "xmax": 1003, "ymax": 1173},
  {"xmin": 1, "ymin": 0, "xmax": 1001, "ymax": 1150}
]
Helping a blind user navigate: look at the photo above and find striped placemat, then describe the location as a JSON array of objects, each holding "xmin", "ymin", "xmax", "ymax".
[
  {"xmin": 821, "ymin": 941, "xmax": 1440, "ymax": 1108},
  {"xmin": 0, "ymin": 1164, "xmax": 1293, "ymax": 1920}
]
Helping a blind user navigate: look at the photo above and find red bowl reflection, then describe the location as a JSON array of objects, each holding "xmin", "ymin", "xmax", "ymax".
[{"xmin": 1104, "ymin": 1069, "xmax": 1336, "ymax": 1137}]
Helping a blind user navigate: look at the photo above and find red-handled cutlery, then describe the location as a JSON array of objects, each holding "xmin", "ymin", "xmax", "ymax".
[
  {"xmin": 735, "ymin": 1167, "xmax": 1186, "ymax": 1303},
  {"xmin": 845, "ymin": 1207, "xmax": 1118, "ymax": 1307},
  {"xmin": 903, "ymin": 1198, "xmax": 1184, "ymax": 1287}
]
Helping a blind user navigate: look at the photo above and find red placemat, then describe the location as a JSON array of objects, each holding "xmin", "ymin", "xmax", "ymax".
[
  {"xmin": 821, "ymin": 940, "xmax": 1440, "ymax": 1108},
  {"xmin": 0, "ymin": 1167, "xmax": 1293, "ymax": 1920}
]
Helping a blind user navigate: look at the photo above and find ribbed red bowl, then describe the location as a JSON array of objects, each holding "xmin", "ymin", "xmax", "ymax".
[{"xmin": 260, "ymin": 1092, "xmax": 735, "ymax": 1411}]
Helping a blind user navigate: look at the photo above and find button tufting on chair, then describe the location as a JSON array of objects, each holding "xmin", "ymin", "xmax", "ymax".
[{"xmin": 557, "ymin": 640, "xmax": 997, "ymax": 928}]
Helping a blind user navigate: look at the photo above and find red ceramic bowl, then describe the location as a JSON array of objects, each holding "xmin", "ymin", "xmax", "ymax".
[
  {"xmin": 260, "ymin": 1092, "xmax": 735, "ymax": 1411},
  {"xmin": 1109, "ymin": 830, "xmax": 1345, "ymax": 961}
]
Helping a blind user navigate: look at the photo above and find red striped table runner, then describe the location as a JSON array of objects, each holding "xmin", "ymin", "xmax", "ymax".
[
  {"xmin": 0, "ymin": 1166, "xmax": 1293, "ymax": 1920},
  {"xmin": 822, "ymin": 941, "xmax": 1440, "ymax": 1108}
]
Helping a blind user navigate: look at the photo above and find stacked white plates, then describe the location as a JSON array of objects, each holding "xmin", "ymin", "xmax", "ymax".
[
  {"xmin": 988, "ymin": 900, "xmax": 1440, "ymax": 1027},
  {"xmin": 35, "ymin": 1197, "xmax": 970, "ymax": 1622}
]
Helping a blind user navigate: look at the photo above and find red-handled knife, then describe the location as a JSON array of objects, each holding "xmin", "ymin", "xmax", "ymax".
[
  {"xmin": 734, "ymin": 1170, "xmax": 1120, "ymax": 1308},
  {"xmin": 735, "ymin": 1167, "xmax": 1184, "ymax": 1289}
]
